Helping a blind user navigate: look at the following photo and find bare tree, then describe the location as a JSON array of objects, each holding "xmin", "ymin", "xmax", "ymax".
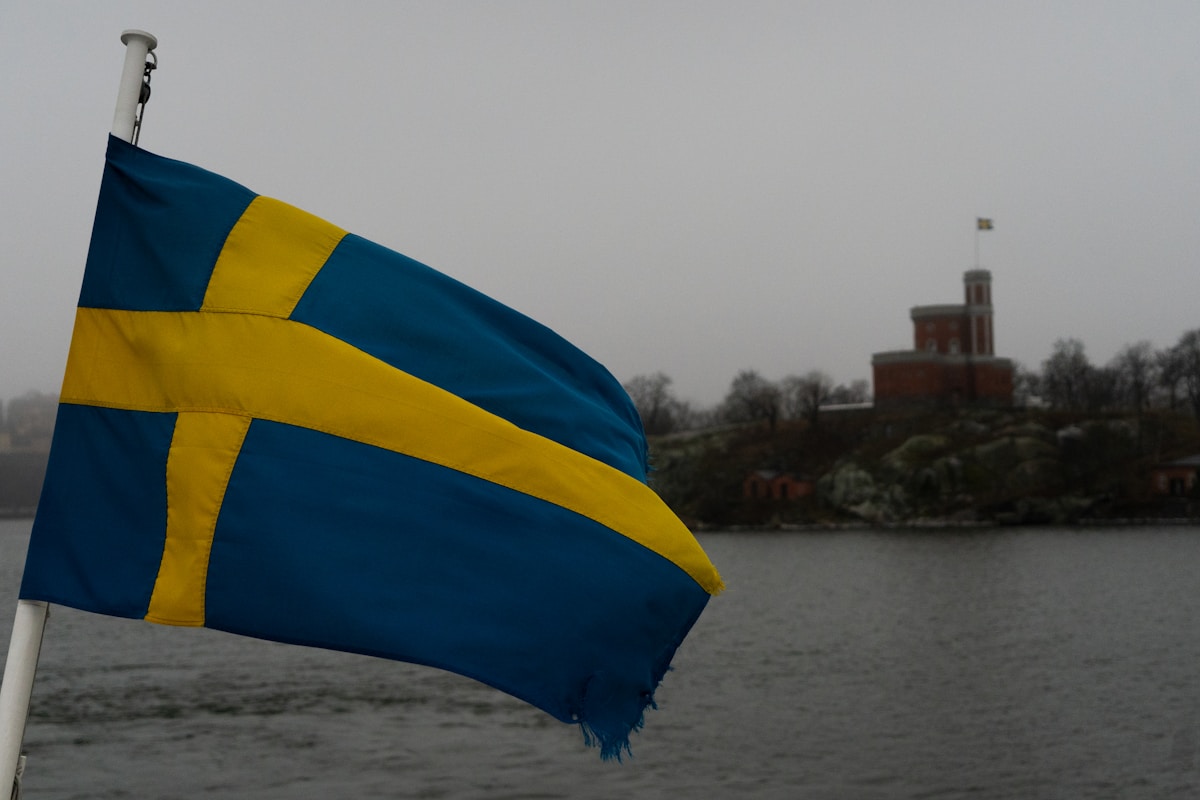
[
  {"xmin": 828, "ymin": 379, "xmax": 871, "ymax": 405},
  {"xmin": 1109, "ymin": 341, "xmax": 1158, "ymax": 414},
  {"xmin": 1040, "ymin": 338, "xmax": 1092, "ymax": 410},
  {"xmin": 779, "ymin": 375, "xmax": 806, "ymax": 421},
  {"xmin": 783, "ymin": 370, "xmax": 833, "ymax": 426},
  {"xmin": 623, "ymin": 372, "xmax": 683, "ymax": 436},
  {"xmin": 1157, "ymin": 345, "xmax": 1186, "ymax": 410},
  {"xmin": 1085, "ymin": 365, "xmax": 1120, "ymax": 412},
  {"xmin": 1173, "ymin": 328, "xmax": 1200, "ymax": 420},
  {"xmin": 722, "ymin": 370, "xmax": 781, "ymax": 430},
  {"xmin": 1011, "ymin": 361, "xmax": 1042, "ymax": 407}
]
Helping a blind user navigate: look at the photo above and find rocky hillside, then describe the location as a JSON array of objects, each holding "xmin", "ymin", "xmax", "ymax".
[{"xmin": 647, "ymin": 407, "xmax": 1200, "ymax": 528}]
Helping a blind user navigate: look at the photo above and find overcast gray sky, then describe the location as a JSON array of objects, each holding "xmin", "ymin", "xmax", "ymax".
[{"xmin": 3, "ymin": 1, "xmax": 1198, "ymax": 408}]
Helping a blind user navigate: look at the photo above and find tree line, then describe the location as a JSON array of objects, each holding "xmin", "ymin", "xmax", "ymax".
[
  {"xmin": 1024, "ymin": 328, "xmax": 1200, "ymax": 417},
  {"xmin": 7, "ymin": 324, "xmax": 1200, "ymax": 445},
  {"xmin": 623, "ymin": 370, "xmax": 869, "ymax": 436},
  {"xmin": 625, "ymin": 326, "xmax": 1200, "ymax": 437}
]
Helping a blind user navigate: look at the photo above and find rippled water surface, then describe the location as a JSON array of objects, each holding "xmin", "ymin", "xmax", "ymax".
[{"xmin": 3, "ymin": 519, "xmax": 1200, "ymax": 798}]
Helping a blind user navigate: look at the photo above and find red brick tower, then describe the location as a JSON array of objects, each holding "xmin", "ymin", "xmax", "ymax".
[
  {"xmin": 964, "ymin": 269, "xmax": 993, "ymax": 356},
  {"xmin": 871, "ymin": 270, "xmax": 1013, "ymax": 408}
]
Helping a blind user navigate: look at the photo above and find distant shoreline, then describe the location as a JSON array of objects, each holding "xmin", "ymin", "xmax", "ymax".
[{"xmin": 698, "ymin": 517, "xmax": 1200, "ymax": 533}]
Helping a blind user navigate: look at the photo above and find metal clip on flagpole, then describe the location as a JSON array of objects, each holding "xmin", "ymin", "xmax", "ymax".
[{"xmin": 0, "ymin": 29, "xmax": 157, "ymax": 800}]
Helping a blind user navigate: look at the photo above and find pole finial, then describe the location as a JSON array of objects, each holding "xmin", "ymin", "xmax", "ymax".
[{"xmin": 120, "ymin": 30, "xmax": 158, "ymax": 51}]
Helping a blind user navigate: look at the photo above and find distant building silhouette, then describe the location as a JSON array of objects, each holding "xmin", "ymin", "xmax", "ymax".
[
  {"xmin": 3, "ymin": 391, "xmax": 57, "ymax": 452},
  {"xmin": 871, "ymin": 270, "xmax": 1014, "ymax": 408}
]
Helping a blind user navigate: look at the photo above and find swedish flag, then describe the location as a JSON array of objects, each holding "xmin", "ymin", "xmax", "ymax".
[
  {"xmin": 21, "ymin": 135, "xmax": 721, "ymax": 758},
  {"xmin": 977, "ymin": 217, "xmax": 993, "ymax": 230}
]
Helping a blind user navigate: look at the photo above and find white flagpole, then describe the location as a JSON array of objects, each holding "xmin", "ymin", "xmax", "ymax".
[
  {"xmin": 112, "ymin": 30, "xmax": 158, "ymax": 143},
  {"xmin": 0, "ymin": 29, "xmax": 157, "ymax": 799},
  {"xmin": 0, "ymin": 601, "xmax": 46, "ymax": 798}
]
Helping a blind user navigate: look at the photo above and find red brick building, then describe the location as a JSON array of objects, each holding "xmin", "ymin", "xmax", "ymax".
[
  {"xmin": 872, "ymin": 270, "xmax": 1014, "ymax": 408},
  {"xmin": 1149, "ymin": 455, "xmax": 1200, "ymax": 497},
  {"xmin": 742, "ymin": 470, "xmax": 815, "ymax": 501}
]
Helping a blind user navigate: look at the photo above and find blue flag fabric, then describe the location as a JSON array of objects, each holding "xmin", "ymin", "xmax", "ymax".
[{"xmin": 21, "ymin": 136, "xmax": 722, "ymax": 758}]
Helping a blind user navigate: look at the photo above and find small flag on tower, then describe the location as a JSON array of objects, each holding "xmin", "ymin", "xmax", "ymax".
[{"xmin": 977, "ymin": 217, "xmax": 993, "ymax": 230}]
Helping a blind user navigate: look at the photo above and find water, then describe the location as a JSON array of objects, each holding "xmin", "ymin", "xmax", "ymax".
[{"xmin": 3, "ymin": 518, "xmax": 1200, "ymax": 798}]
